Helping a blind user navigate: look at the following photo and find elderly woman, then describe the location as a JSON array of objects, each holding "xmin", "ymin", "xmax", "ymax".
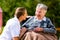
[{"xmin": 21, "ymin": 3, "xmax": 57, "ymax": 40}]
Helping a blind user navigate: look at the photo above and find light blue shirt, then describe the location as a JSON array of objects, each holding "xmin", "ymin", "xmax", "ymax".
[{"xmin": 0, "ymin": 16, "xmax": 20, "ymax": 40}]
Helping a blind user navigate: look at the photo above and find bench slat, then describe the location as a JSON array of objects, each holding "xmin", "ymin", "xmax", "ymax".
[{"xmin": 56, "ymin": 28, "xmax": 60, "ymax": 31}]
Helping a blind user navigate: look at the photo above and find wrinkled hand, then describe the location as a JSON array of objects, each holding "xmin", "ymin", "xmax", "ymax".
[
  {"xmin": 20, "ymin": 27, "xmax": 27, "ymax": 33},
  {"xmin": 33, "ymin": 27, "xmax": 43, "ymax": 32},
  {"xmin": 21, "ymin": 27, "xmax": 27, "ymax": 30}
]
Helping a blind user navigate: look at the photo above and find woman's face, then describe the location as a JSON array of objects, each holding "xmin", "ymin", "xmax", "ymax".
[
  {"xmin": 20, "ymin": 10, "xmax": 27, "ymax": 21},
  {"xmin": 23, "ymin": 10, "xmax": 27, "ymax": 20},
  {"xmin": 35, "ymin": 8, "xmax": 46, "ymax": 18}
]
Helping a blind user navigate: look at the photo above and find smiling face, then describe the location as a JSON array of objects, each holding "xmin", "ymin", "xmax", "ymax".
[
  {"xmin": 21, "ymin": 10, "xmax": 27, "ymax": 20},
  {"xmin": 35, "ymin": 3, "xmax": 48, "ymax": 20},
  {"xmin": 35, "ymin": 8, "xmax": 47, "ymax": 19},
  {"xmin": 19, "ymin": 10, "xmax": 28, "ymax": 22},
  {"xmin": 15, "ymin": 7, "xmax": 28, "ymax": 22}
]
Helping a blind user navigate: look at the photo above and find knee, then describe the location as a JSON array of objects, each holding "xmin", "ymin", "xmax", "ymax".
[{"xmin": 26, "ymin": 32, "xmax": 31, "ymax": 35}]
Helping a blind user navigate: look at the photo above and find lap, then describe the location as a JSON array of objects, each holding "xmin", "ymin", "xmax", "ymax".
[{"xmin": 20, "ymin": 31, "xmax": 58, "ymax": 40}]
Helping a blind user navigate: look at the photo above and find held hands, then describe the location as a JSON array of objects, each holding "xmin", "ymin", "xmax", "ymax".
[
  {"xmin": 33, "ymin": 27, "xmax": 43, "ymax": 32},
  {"xmin": 20, "ymin": 27, "xmax": 27, "ymax": 34},
  {"xmin": 21, "ymin": 27, "xmax": 27, "ymax": 31}
]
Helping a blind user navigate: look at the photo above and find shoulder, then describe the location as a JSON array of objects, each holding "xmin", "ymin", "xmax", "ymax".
[
  {"xmin": 46, "ymin": 17, "xmax": 51, "ymax": 21},
  {"xmin": 46, "ymin": 17, "xmax": 53, "ymax": 24},
  {"xmin": 6, "ymin": 18, "xmax": 18, "ymax": 27}
]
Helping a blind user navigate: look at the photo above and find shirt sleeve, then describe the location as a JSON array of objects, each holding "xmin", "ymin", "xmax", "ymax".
[
  {"xmin": 43, "ymin": 18, "xmax": 57, "ymax": 34},
  {"xmin": 10, "ymin": 23, "xmax": 20, "ymax": 37}
]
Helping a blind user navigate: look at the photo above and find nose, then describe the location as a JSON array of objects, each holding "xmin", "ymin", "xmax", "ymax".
[{"xmin": 38, "ymin": 11, "xmax": 41, "ymax": 13}]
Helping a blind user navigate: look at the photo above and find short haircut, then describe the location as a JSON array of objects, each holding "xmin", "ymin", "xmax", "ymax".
[
  {"xmin": 36, "ymin": 3, "xmax": 48, "ymax": 10},
  {"xmin": 15, "ymin": 7, "xmax": 26, "ymax": 19}
]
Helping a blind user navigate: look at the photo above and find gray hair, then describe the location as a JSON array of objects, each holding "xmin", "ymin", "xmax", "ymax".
[{"xmin": 36, "ymin": 3, "xmax": 48, "ymax": 10}]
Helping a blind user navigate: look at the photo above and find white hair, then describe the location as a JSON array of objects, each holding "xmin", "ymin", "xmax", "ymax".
[{"xmin": 36, "ymin": 3, "xmax": 48, "ymax": 10}]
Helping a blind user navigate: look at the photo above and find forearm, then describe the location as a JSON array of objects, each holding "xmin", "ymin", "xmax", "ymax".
[
  {"xmin": 43, "ymin": 18, "xmax": 57, "ymax": 34},
  {"xmin": 43, "ymin": 28, "xmax": 57, "ymax": 34},
  {"xmin": 12, "ymin": 37, "xmax": 19, "ymax": 40}
]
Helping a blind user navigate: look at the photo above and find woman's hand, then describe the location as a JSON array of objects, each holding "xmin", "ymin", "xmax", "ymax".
[{"xmin": 33, "ymin": 27, "xmax": 43, "ymax": 32}]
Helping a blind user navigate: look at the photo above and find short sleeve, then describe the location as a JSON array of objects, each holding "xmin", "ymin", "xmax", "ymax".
[{"xmin": 10, "ymin": 23, "xmax": 20, "ymax": 37}]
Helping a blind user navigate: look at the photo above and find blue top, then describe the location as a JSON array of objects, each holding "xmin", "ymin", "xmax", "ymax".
[{"xmin": 22, "ymin": 16, "xmax": 57, "ymax": 34}]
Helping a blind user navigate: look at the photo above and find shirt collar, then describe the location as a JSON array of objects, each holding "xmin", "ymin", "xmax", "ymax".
[
  {"xmin": 14, "ymin": 16, "xmax": 20, "ymax": 23},
  {"xmin": 34, "ymin": 16, "xmax": 46, "ymax": 22},
  {"xmin": 42, "ymin": 17, "xmax": 46, "ymax": 21}
]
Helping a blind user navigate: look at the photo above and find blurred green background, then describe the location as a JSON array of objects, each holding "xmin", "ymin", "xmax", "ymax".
[{"xmin": 0, "ymin": 0, "xmax": 60, "ymax": 27}]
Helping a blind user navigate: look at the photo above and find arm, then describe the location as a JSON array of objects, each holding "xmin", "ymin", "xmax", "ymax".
[
  {"xmin": 12, "ymin": 37, "xmax": 19, "ymax": 40},
  {"xmin": 19, "ymin": 27, "xmax": 27, "ymax": 40},
  {"xmin": 43, "ymin": 18, "xmax": 57, "ymax": 34},
  {"xmin": 10, "ymin": 23, "xmax": 20, "ymax": 40}
]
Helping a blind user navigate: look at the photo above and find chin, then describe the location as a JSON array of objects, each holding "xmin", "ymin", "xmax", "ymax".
[{"xmin": 22, "ymin": 19, "xmax": 25, "ymax": 21}]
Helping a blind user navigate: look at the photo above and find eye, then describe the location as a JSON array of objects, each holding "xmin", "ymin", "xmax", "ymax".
[{"xmin": 39, "ymin": 11, "xmax": 41, "ymax": 13}]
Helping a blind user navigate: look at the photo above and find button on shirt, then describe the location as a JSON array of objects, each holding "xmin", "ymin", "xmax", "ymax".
[{"xmin": 0, "ymin": 16, "xmax": 20, "ymax": 40}]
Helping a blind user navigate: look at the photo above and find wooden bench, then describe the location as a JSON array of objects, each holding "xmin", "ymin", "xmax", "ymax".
[
  {"xmin": 56, "ymin": 28, "xmax": 60, "ymax": 31},
  {"xmin": 56, "ymin": 27, "xmax": 60, "ymax": 39}
]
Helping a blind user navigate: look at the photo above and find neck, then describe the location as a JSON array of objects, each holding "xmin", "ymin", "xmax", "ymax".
[
  {"xmin": 36, "ymin": 16, "xmax": 44, "ymax": 20},
  {"xmin": 18, "ymin": 18, "xmax": 22, "ymax": 22}
]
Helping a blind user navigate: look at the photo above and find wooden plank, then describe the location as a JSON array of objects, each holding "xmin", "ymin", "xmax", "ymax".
[{"xmin": 56, "ymin": 28, "xmax": 60, "ymax": 31}]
